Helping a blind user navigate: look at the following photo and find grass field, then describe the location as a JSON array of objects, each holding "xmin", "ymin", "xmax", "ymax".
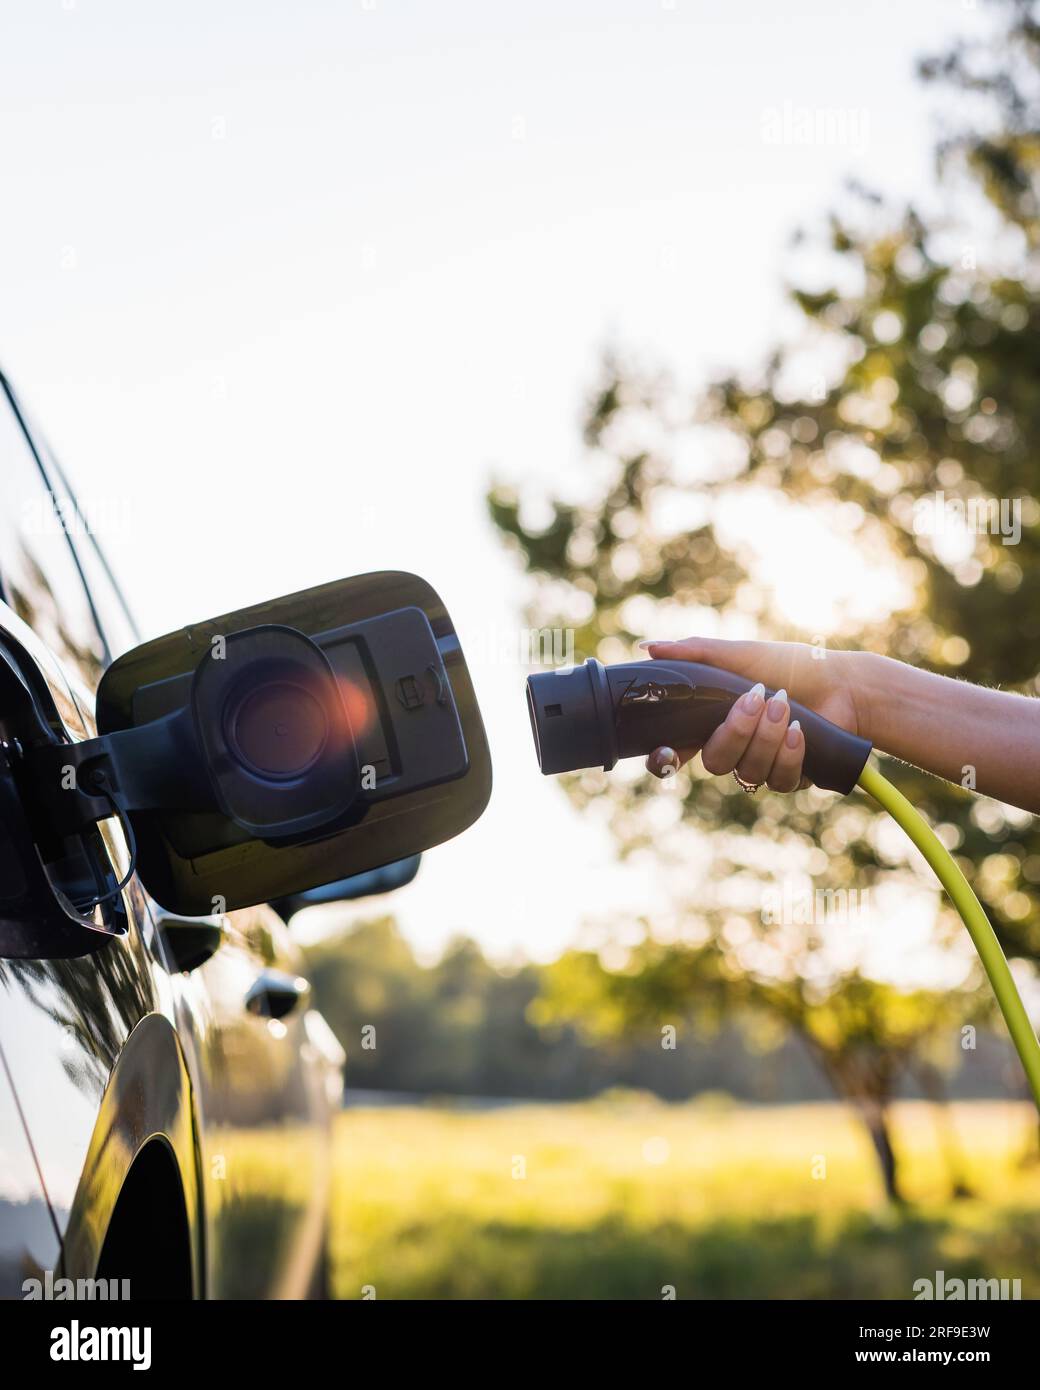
[{"xmin": 329, "ymin": 1096, "xmax": 1040, "ymax": 1299}]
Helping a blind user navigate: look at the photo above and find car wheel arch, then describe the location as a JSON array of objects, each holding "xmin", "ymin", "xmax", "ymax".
[{"xmin": 60, "ymin": 1011, "xmax": 204, "ymax": 1298}]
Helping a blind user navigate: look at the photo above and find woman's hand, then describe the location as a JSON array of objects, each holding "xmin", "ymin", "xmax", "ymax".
[
  {"xmin": 640, "ymin": 636, "xmax": 865, "ymax": 791},
  {"xmin": 639, "ymin": 634, "xmax": 1040, "ymax": 814}
]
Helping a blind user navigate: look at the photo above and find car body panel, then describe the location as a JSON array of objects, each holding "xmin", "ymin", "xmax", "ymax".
[{"xmin": 0, "ymin": 885, "xmax": 165, "ymax": 1234}]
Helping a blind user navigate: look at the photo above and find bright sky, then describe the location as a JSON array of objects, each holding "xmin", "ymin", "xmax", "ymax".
[{"xmin": 1, "ymin": 0, "xmax": 993, "ymax": 963}]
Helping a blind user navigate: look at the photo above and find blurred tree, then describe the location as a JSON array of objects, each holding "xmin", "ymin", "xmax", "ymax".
[
  {"xmin": 303, "ymin": 915, "xmax": 870, "ymax": 1102},
  {"xmin": 488, "ymin": 0, "xmax": 1040, "ymax": 1195},
  {"xmin": 534, "ymin": 941, "xmax": 982, "ymax": 1203}
]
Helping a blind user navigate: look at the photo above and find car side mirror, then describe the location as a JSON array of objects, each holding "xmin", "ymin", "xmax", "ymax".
[
  {"xmin": 24, "ymin": 572, "xmax": 491, "ymax": 915},
  {"xmin": 272, "ymin": 852, "xmax": 421, "ymax": 920}
]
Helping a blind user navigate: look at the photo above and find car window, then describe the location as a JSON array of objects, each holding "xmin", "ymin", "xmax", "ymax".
[
  {"xmin": 31, "ymin": 433, "xmax": 141, "ymax": 661},
  {"xmin": 63, "ymin": 527, "xmax": 140, "ymax": 662},
  {"xmin": 0, "ymin": 382, "xmax": 108, "ymax": 693}
]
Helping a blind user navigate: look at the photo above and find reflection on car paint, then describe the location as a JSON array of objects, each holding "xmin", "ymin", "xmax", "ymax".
[{"xmin": 0, "ymin": 1043, "xmax": 61, "ymax": 1298}]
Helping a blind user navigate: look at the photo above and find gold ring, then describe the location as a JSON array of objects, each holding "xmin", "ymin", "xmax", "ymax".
[{"xmin": 733, "ymin": 771, "xmax": 762, "ymax": 794}]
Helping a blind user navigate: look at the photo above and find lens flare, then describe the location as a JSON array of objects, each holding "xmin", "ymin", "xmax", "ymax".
[{"xmin": 336, "ymin": 676, "xmax": 376, "ymax": 737}]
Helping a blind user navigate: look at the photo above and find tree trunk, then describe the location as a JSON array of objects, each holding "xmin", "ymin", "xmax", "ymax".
[
  {"xmin": 804, "ymin": 1041, "xmax": 906, "ymax": 1204},
  {"xmin": 857, "ymin": 1099, "xmax": 904, "ymax": 1204}
]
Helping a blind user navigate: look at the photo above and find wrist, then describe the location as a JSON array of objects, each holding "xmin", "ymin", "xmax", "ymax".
[{"xmin": 843, "ymin": 650, "xmax": 889, "ymax": 748}]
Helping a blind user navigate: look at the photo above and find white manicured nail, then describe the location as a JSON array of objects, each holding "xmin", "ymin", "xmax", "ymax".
[{"xmin": 767, "ymin": 688, "xmax": 788, "ymax": 721}]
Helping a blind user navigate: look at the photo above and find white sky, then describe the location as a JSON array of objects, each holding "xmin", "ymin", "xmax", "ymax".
[{"xmin": 1, "ymin": 0, "xmax": 993, "ymax": 962}]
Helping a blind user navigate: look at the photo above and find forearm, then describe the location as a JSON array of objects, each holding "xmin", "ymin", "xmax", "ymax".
[{"xmin": 853, "ymin": 652, "xmax": 1040, "ymax": 813}]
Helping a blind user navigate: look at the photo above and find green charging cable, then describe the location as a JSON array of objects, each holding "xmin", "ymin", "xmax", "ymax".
[{"xmin": 857, "ymin": 760, "xmax": 1040, "ymax": 1110}]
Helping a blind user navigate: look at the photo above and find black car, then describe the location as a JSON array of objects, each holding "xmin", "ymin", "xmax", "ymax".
[{"xmin": 0, "ymin": 370, "xmax": 491, "ymax": 1299}]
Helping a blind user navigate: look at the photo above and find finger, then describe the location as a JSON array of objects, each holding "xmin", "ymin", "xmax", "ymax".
[
  {"xmin": 698, "ymin": 682, "xmax": 766, "ymax": 776},
  {"xmin": 639, "ymin": 635, "xmax": 763, "ymax": 675},
  {"xmin": 734, "ymin": 688, "xmax": 791, "ymax": 786},
  {"xmin": 639, "ymin": 636, "xmax": 801, "ymax": 695},
  {"xmin": 766, "ymin": 718, "xmax": 804, "ymax": 792},
  {"xmin": 645, "ymin": 744, "xmax": 701, "ymax": 779}
]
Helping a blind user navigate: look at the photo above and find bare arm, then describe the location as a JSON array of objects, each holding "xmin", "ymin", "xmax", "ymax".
[{"xmin": 854, "ymin": 651, "xmax": 1040, "ymax": 813}]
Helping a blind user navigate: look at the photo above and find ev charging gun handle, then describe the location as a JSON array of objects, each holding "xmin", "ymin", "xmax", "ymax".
[{"xmin": 526, "ymin": 657, "xmax": 873, "ymax": 795}]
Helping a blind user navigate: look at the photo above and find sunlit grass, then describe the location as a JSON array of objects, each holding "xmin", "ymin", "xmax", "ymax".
[{"xmin": 329, "ymin": 1097, "xmax": 1040, "ymax": 1299}]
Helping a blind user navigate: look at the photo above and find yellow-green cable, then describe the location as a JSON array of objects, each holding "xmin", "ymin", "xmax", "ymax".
[{"xmin": 858, "ymin": 759, "xmax": 1040, "ymax": 1111}]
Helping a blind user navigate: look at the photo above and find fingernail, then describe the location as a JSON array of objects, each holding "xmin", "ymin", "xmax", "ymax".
[
  {"xmin": 649, "ymin": 745, "xmax": 679, "ymax": 777},
  {"xmin": 638, "ymin": 640, "xmax": 666, "ymax": 650},
  {"xmin": 646, "ymin": 747, "xmax": 677, "ymax": 778},
  {"xmin": 767, "ymin": 688, "xmax": 788, "ymax": 721},
  {"xmin": 741, "ymin": 682, "xmax": 765, "ymax": 713},
  {"xmin": 785, "ymin": 718, "xmax": 801, "ymax": 748}
]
